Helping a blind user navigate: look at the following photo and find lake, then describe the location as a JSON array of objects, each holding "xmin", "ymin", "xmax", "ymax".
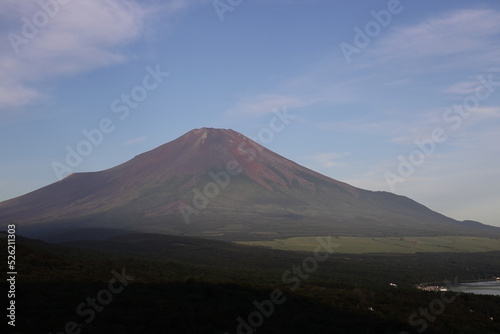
[{"xmin": 449, "ymin": 280, "xmax": 500, "ymax": 296}]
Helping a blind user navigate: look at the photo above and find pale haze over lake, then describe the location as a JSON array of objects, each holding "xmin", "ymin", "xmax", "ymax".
[{"xmin": 451, "ymin": 281, "xmax": 500, "ymax": 296}]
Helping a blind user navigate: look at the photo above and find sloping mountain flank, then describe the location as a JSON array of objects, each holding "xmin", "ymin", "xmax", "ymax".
[{"xmin": 1, "ymin": 128, "xmax": 497, "ymax": 240}]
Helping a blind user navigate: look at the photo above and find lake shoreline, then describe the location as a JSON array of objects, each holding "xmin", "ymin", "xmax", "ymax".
[{"xmin": 417, "ymin": 279, "xmax": 500, "ymax": 296}]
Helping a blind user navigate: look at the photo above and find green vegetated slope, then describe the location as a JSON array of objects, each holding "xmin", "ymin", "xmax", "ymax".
[
  {"xmin": 1, "ymin": 231, "xmax": 500, "ymax": 334},
  {"xmin": 238, "ymin": 236, "xmax": 500, "ymax": 253}
]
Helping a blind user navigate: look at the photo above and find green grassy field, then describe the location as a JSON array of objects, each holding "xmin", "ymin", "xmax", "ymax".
[{"xmin": 238, "ymin": 236, "xmax": 500, "ymax": 253}]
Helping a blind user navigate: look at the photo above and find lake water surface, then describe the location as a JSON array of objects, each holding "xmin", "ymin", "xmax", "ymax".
[{"xmin": 450, "ymin": 280, "xmax": 500, "ymax": 296}]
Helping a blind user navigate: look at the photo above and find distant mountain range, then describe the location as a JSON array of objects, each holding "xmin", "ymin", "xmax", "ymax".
[{"xmin": 1, "ymin": 128, "xmax": 498, "ymax": 240}]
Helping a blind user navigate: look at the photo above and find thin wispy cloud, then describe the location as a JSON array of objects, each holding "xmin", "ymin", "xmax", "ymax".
[
  {"xmin": 227, "ymin": 93, "xmax": 315, "ymax": 117},
  {"xmin": 475, "ymin": 106, "xmax": 500, "ymax": 117},
  {"xmin": 445, "ymin": 80, "xmax": 484, "ymax": 96},
  {"xmin": 0, "ymin": 0, "xmax": 148, "ymax": 111},
  {"xmin": 371, "ymin": 9, "xmax": 500, "ymax": 72},
  {"xmin": 307, "ymin": 152, "xmax": 351, "ymax": 169},
  {"xmin": 123, "ymin": 136, "xmax": 148, "ymax": 147},
  {"xmin": 0, "ymin": 0, "xmax": 204, "ymax": 113},
  {"xmin": 227, "ymin": 9, "xmax": 500, "ymax": 123}
]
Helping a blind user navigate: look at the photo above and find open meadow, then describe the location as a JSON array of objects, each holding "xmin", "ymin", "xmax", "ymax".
[{"xmin": 238, "ymin": 236, "xmax": 500, "ymax": 253}]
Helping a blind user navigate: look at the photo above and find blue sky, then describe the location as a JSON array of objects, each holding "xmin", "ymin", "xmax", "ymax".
[{"xmin": 1, "ymin": 0, "xmax": 499, "ymax": 226}]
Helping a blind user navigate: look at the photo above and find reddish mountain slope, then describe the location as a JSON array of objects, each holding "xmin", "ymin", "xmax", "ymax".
[{"xmin": 0, "ymin": 128, "xmax": 497, "ymax": 239}]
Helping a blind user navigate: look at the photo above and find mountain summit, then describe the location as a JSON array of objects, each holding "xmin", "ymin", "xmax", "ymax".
[{"xmin": 0, "ymin": 128, "xmax": 497, "ymax": 239}]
